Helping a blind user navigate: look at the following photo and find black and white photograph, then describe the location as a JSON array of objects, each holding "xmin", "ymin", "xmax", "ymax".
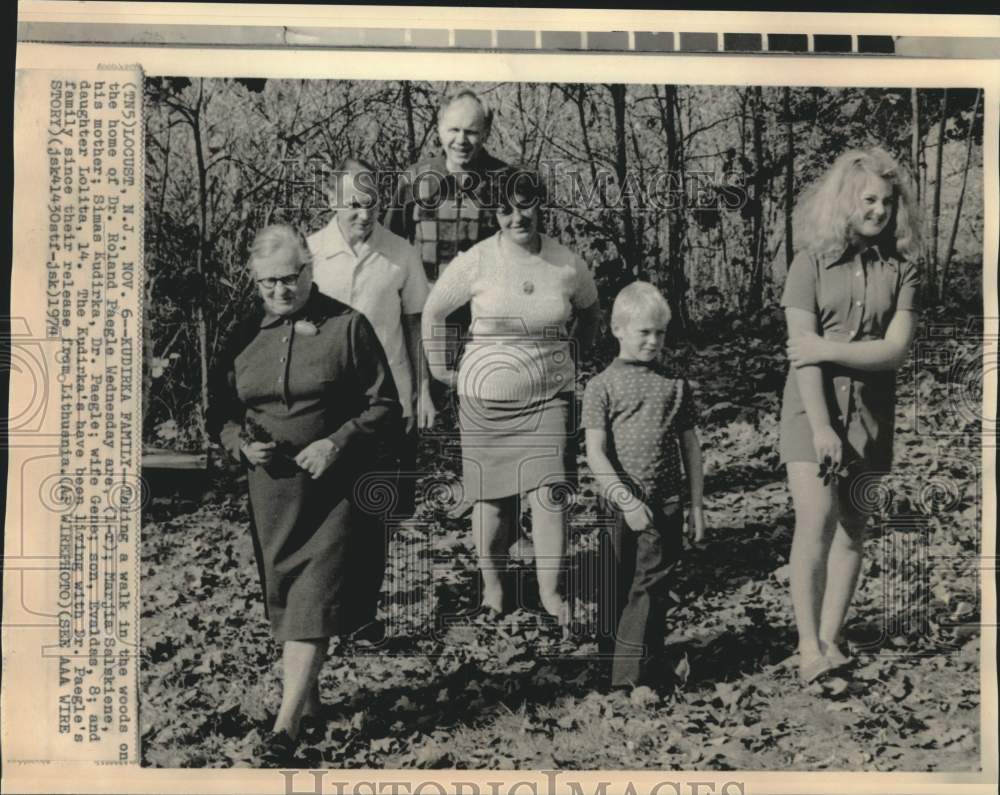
[{"xmin": 136, "ymin": 67, "xmax": 988, "ymax": 772}]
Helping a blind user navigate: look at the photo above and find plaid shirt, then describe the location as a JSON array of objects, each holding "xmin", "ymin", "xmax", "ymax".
[{"xmin": 385, "ymin": 151, "xmax": 509, "ymax": 282}]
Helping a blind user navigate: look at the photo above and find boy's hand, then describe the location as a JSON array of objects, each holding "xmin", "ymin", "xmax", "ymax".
[
  {"xmin": 687, "ymin": 506, "xmax": 706, "ymax": 544},
  {"xmin": 622, "ymin": 500, "xmax": 654, "ymax": 532}
]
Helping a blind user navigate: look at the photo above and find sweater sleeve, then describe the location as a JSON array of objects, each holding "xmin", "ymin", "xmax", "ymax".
[
  {"xmin": 206, "ymin": 317, "xmax": 256, "ymax": 462},
  {"xmin": 420, "ymin": 247, "xmax": 478, "ymax": 345},
  {"xmin": 327, "ymin": 312, "xmax": 402, "ymax": 451}
]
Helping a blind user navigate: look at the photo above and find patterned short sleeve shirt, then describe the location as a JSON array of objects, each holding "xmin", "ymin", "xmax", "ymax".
[{"xmin": 582, "ymin": 359, "xmax": 697, "ymax": 508}]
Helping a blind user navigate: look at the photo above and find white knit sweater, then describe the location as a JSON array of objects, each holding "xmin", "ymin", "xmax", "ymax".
[{"xmin": 421, "ymin": 233, "xmax": 598, "ymax": 402}]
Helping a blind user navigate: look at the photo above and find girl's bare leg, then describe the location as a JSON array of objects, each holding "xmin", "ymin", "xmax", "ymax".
[
  {"xmin": 818, "ymin": 502, "xmax": 866, "ymax": 654},
  {"xmin": 787, "ymin": 462, "xmax": 839, "ymax": 669}
]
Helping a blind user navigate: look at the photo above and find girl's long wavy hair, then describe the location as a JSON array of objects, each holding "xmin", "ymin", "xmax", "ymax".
[{"xmin": 793, "ymin": 147, "xmax": 923, "ymax": 261}]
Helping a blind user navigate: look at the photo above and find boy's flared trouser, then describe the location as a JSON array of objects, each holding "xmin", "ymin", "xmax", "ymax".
[{"xmin": 598, "ymin": 504, "xmax": 683, "ymax": 687}]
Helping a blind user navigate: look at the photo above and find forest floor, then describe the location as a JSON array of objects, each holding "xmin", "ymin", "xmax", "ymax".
[{"xmin": 140, "ymin": 267, "xmax": 985, "ymax": 770}]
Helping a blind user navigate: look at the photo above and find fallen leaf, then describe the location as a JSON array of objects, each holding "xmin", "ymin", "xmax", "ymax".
[
  {"xmin": 674, "ymin": 654, "xmax": 691, "ymax": 685},
  {"xmin": 630, "ymin": 686, "xmax": 660, "ymax": 708},
  {"xmin": 889, "ymin": 675, "xmax": 912, "ymax": 702},
  {"xmin": 821, "ymin": 678, "xmax": 849, "ymax": 697},
  {"xmin": 393, "ymin": 695, "xmax": 418, "ymax": 712}
]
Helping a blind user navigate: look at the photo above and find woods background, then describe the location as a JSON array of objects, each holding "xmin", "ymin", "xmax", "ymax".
[
  {"xmin": 142, "ymin": 79, "xmax": 984, "ymax": 452},
  {"xmin": 139, "ymin": 79, "xmax": 986, "ymax": 769}
]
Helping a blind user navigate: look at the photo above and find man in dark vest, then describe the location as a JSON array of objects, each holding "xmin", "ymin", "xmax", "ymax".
[
  {"xmin": 386, "ymin": 90, "xmax": 508, "ymax": 518},
  {"xmin": 386, "ymin": 89, "xmax": 509, "ymax": 283}
]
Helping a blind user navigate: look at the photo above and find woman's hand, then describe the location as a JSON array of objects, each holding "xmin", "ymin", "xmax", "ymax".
[
  {"xmin": 787, "ymin": 331, "xmax": 830, "ymax": 368},
  {"xmin": 812, "ymin": 424, "xmax": 842, "ymax": 469},
  {"xmin": 416, "ymin": 385, "xmax": 437, "ymax": 430},
  {"xmin": 295, "ymin": 439, "xmax": 341, "ymax": 479},
  {"xmin": 687, "ymin": 506, "xmax": 706, "ymax": 544},
  {"xmin": 241, "ymin": 440, "xmax": 276, "ymax": 467}
]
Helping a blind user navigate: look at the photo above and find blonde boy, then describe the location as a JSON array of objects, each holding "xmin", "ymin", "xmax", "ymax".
[{"xmin": 582, "ymin": 282, "xmax": 705, "ymax": 688}]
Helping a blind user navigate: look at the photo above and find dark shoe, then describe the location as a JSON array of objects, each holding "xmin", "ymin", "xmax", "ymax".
[
  {"xmin": 298, "ymin": 714, "xmax": 326, "ymax": 741},
  {"xmin": 254, "ymin": 729, "xmax": 298, "ymax": 767}
]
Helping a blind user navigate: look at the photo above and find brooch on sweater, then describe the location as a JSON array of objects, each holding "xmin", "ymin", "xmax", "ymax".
[
  {"xmin": 293, "ymin": 320, "xmax": 319, "ymax": 336},
  {"xmin": 522, "ymin": 280, "xmax": 534, "ymax": 295}
]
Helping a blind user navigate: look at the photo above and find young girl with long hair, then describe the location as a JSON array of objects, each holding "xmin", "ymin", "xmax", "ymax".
[{"xmin": 779, "ymin": 147, "xmax": 923, "ymax": 683}]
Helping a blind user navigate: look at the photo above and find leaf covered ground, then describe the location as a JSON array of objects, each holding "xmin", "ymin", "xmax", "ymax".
[{"xmin": 140, "ymin": 280, "xmax": 984, "ymax": 770}]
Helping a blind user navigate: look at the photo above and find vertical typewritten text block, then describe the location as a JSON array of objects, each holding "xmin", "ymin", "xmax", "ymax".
[{"xmin": 4, "ymin": 68, "xmax": 143, "ymax": 763}]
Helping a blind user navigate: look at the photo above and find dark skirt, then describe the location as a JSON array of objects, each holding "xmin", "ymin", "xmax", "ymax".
[
  {"xmin": 458, "ymin": 391, "xmax": 574, "ymax": 501},
  {"xmin": 246, "ymin": 464, "xmax": 386, "ymax": 642}
]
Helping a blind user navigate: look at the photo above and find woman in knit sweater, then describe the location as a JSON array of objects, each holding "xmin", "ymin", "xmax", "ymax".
[{"xmin": 422, "ymin": 169, "xmax": 601, "ymax": 622}]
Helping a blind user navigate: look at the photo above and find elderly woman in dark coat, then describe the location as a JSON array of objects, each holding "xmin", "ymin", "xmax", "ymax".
[{"xmin": 208, "ymin": 224, "xmax": 400, "ymax": 757}]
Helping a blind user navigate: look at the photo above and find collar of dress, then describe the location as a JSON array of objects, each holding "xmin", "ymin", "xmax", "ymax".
[
  {"xmin": 817, "ymin": 242, "xmax": 893, "ymax": 269},
  {"xmin": 259, "ymin": 285, "xmax": 329, "ymax": 329}
]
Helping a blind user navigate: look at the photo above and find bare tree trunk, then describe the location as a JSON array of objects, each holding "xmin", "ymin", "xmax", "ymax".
[
  {"xmin": 654, "ymin": 84, "xmax": 689, "ymax": 330},
  {"xmin": 401, "ymin": 80, "xmax": 418, "ymax": 164},
  {"xmin": 670, "ymin": 87, "xmax": 690, "ymax": 330},
  {"xmin": 910, "ymin": 88, "xmax": 921, "ymax": 203},
  {"xmin": 929, "ymin": 89, "xmax": 948, "ymax": 305},
  {"xmin": 609, "ymin": 84, "xmax": 640, "ymax": 277},
  {"xmin": 574, "ymin": 85, "xmax": 599, "ymax": 188},
  {"xmin": 191, "ymin": 79, "xmax": 211, "ymax": 445},
  {"xmin": 747, "ymin": 85, "xmax": 766, "ymax": 315},
  {"xmin": 143, "ymin": 111, "xmax": 172, "ymax": 438},
  {"xmin": 783, "ymin": 86, "xmax": 795, "ymax": 267},
  {"xmin": 940, "ymin": 89, "xmax": 980, "ymax": 299}
]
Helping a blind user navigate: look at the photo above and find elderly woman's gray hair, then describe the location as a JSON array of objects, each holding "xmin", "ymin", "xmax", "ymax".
[{"xmin": 248, "ymin": 224, "xmax": 312, "ymax": 271}]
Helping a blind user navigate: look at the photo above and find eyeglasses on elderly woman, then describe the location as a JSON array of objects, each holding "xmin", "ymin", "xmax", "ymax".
[{"xmin": 256, "ymin": 264, "xmax": 308, "ymax": 290}]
